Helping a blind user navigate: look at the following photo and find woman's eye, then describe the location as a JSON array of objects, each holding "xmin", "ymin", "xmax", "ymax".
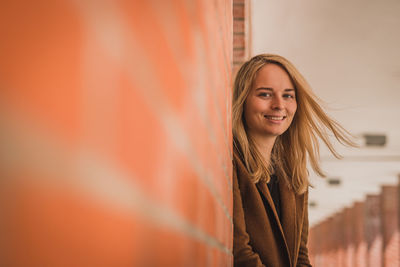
[
  {"xmin": 259, "ymin": 92, "xmax": 271, "ymax": 97},
  {"xmin": 283, "ymin": 94, "xmax": 295, "ymax": 99}
]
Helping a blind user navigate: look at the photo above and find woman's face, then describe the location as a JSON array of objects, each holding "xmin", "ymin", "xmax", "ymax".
[{"xmin": 244, "ymin": 64, "xmax": 297, "ymax": 140}]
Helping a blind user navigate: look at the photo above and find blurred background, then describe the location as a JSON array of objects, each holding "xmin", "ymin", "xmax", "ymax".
[
  {"xmin": 0, "ymin": 0, "xmax": 399, "ymax": 266},
  {"xmin": 251, "ymin": 1, "xmax": 400, "ymax": 266}
]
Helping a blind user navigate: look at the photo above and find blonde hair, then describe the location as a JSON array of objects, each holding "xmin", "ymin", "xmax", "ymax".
[{"xmin": 232, "ymin": 54, "xmax": 356, "ymax": 194}]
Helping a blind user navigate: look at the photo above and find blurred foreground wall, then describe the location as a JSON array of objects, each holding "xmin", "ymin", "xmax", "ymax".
[{"xmin": 0, "ymin": 1, "xmax": 234, "ymax": 266}]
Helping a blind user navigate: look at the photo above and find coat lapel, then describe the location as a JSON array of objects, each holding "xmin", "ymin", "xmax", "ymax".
[
  {"xmin": 255, "ymin": 181, "xmax": 283, "ymax": 233},
  {"xmin": 256, "ymin": 181, "xmax": 292, "ymax": 264},
  {"xmin": 278, "ymin": 179, "xmax": 297, "ymax": 263}
]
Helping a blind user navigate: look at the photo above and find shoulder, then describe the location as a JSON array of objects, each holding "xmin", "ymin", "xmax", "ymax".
[
  {"xmin": 294, "ymin": 187, "xmax": 309, "ymax": 209},
  {"xmin": 232, "ymin": 148, "xmax": 258, "ymax": 197}
]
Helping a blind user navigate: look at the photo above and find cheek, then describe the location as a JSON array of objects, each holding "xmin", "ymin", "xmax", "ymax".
[
  {"xmin": 243, "ymin": 101, "xmax": 261, "ymax": 129},
  {"xmin": 289, "ymin": 105, "xmax": 297, "ymax": 125},
  {"xmin": 286, "ymin": 104, "xmax": 297, "ymax": 126},
  {"xmin": 243, "ymin": 99, "xmax": 256, "ymax": 117},
  {"xmin": 245, "ymin": 98, "xmax": 264, "ymax": 114},
  {"xmin": 290, "ymin": 102, "xmax": 297, "ymax": 115}
]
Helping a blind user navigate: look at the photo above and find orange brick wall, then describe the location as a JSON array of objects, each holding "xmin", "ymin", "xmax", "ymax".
[
  {"xmin": 309, "ymin": 181, "xmax": 400, "ymax": 267},
  {"xmin": 0, "ymin": 1, "xmax": 233, "ymax": 266}
]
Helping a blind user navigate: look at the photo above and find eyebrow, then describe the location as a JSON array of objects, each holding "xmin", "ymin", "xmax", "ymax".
[{"xmin": 255, "ymin": 87, "xmax": 295, "ymax": 92}]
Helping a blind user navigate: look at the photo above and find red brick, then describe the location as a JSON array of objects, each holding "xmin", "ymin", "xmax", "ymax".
[
  {"xmin": 0, "ymin": 180, "xmax": 140, "ymax": 266},
  {"xmin": 233, "ymin": 3, "xmax": 245, "ymax": 19},
  {"xmin": 233, "ymin": 33, "xmax": 245, "ymax": 49},
  {"xmin": 381, "ymin": 186, "xmax": 400, "ymax": 266},
  {"xmin": 232, "ymin": 63, "xmax": 243, "ymax": 77},
  {"xmin": 0, "ymin": 0, "xmax": 82, "ymax": 143},
  {"xmin": 233, "ymin": 19, "xmax": 245, "ymax": 33},
  {"xmin": 233, "ymin": 48, "xmax": 245, "ymax": 59},
  {"xmin": 0, "ymin": 0, "xmax": 234, "ymax": 266},
  {"xmin": 365, "ymin": 195, "xmax": 382, "ymax": 267},
  {"xmin": 353, "ymin": 202, "xmax": 367, "ymax": 267}
]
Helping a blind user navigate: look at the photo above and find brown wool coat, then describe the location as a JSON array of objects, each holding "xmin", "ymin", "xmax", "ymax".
[{"xmin": 233, "ymin": 150, "xmax": 312, "ymax": 267}]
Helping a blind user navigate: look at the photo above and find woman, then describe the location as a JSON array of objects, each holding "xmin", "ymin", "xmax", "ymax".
[{"xmin": 232, "ymin": 54, "xmax": 355, "ymax": 267}]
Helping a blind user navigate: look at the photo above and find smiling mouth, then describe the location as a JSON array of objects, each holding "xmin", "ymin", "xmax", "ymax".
[{"xmin": 264, "ymin": 115, "xmax": 286, "ymax": 121}]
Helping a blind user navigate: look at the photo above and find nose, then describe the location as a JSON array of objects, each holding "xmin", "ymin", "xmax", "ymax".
[{"xmin": 271, "ymin": 96, "xmax": 284, "ymax": 110}]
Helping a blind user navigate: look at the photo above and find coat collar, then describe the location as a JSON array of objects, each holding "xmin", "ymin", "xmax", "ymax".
[{"xmin": 232, "ymin": 148, "xmax": 306, "ymax": 266}]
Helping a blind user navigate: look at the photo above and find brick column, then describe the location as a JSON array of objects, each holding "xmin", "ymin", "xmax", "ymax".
[
  {"xmin": 320, "ymin": 219, "xmax": 330, "ymax": 266},
  {"xmin": 232, "ymin": 0, "xmax": 251, "ymax": 75},
  {"xmin": 309, "ymin": 222, "xmax": 323, "ymax": 266},
  {"xmin": 343, "ymin": 207, "xmax": 356, "ymax": 267},
  {"xmin": 365, "ymin": 194, "xmax": 382, "ymax": 267},
  {"xmin": 330, "ymin": 210, "xmax": 345, "ymax": 267},
  {"xmin": 331, "ymin": 212, "xmax": 345, "ymax": 267},
  {"xmin": 324, "ymin": 217, "xmax": 333, "ymax": 267},
  {"xmin": 380, "ymin": 185, "xmax": 400, "ymax": 267},
  {"xmin": 353, "ymin": 201, "xmax": 367, "ymax": 267}
]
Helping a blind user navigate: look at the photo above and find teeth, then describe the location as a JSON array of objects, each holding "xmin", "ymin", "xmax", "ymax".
[{"xmin": 265, "ymin": 116, "xmax": 285, "ymax": 120}]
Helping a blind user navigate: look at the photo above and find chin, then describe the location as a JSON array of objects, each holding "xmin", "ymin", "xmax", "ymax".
[{"xmin": 264, "ymin": 128, "xmax": 286, "ymax": 137}]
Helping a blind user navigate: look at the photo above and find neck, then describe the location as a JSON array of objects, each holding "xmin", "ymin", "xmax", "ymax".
[{"xmin": 249, "ymin": 132, "xmax": 277, "ymax": 164}]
